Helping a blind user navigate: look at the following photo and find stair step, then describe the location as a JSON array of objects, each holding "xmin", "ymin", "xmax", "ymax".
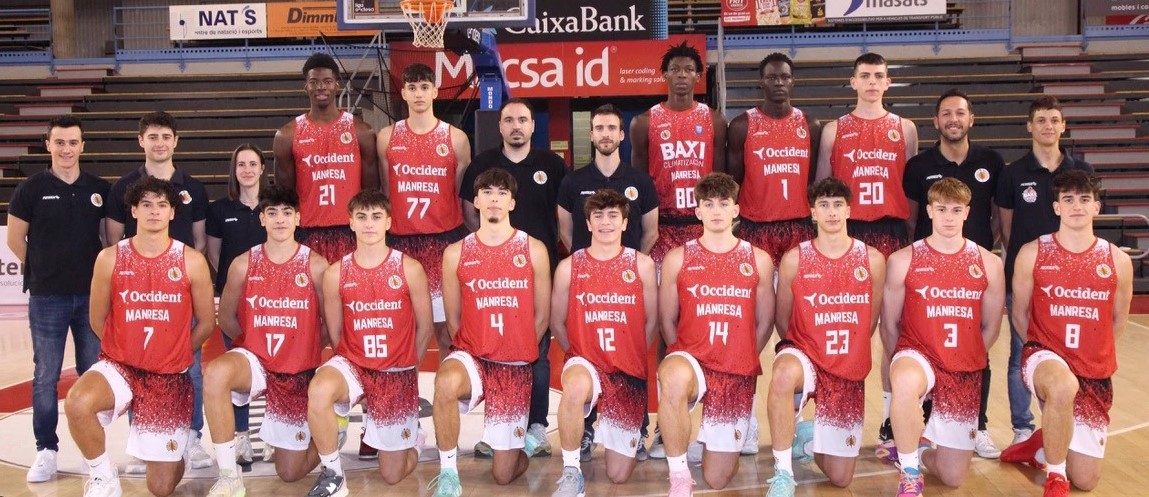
[
  {"xmin": 1080, "ymin": 147, "xmax": 1149, "ymax": 164},
  {"xmin": 1100, "ymin": 173, "xmax": 1149, "ymax": 190},
  {"xmin": 0, "ymin": 122, "xmax": 47, "ymax": 136},
  {"xmin": 0, "ymin": 144, "xmax": 31, "ymax": 158},
  {"xmin": 1069, "ymin": 124, "xmax": 1140, "ymax": 140},
  {"xmin": 1028, "ymin": 62, "xmax": 1093, "ymax": 77},
  {"xmin": 14, "ymin": 103, "xmax": 83, "ymax": 116},
  {"xmin": 1060, "ymin": 102, "xmax": 1124, "ymax": 117},
  {"xmin": 37, "ymin": 85, "xmax": 95, "ymax": 97},
  {"xmin": 53, "ymin": 65, "xmax": 113, "ymax": 79},
  {"xmin": 1038, "ymin": 82, "xmax": 1108, "ymax": 95},
  {"xmin": 1017, "ymin": 44, "xmax": 1083, "ymax": 58}
]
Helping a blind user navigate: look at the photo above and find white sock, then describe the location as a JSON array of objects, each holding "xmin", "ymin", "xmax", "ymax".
[
  {"xmin": 773, "ymin": 448, "xmax": 792, "ymax": 473},
  {"xmin": 85, "ymin": 453, "xmax": 114, "ymax": 479},
  {"xmin": 1036, "ymin": 448, "xmax": 1048, "ymax": 466},
  {"xmin": 882, "ymin": 392, "xmax": 892, "ymax": 419},
  {"xmin": 214, "ymin": 438, "xmax": 237, "ymax": 475},
  {"xmin": 668, "ymin": 454, "xmax": 688, "ymax": 473},
  {"xmin": 320, "ymin": 450, "xmax": 342, "ymax": 476},
  {"xmin": 899, "ymin": 451, "xmax": 920, "ymax": 472},
  {"xmin": 1046, "ymin": 461, "xmax": 1066, "ymax": 477},
  {"xmin": 440, "ymin": 448, "xmax": 458, "ymax": 470},
  {"xmin": 562, "ymin": 449, "xmax": 580, "ymax": 469}
]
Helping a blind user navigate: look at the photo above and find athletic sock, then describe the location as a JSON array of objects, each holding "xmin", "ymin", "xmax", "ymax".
[
  {"xmin": 562, "ymin": 449, "xmax": 580, "ymax": 469},
  {"xmin": 882, "ymin": 392, "xmax": 892, "ymax": 420},
  {"xmin": 898, "ymin": 450, "xmax": 920, "ymax": 472},
  {"xmin": 668, "ymin": 454, "xmax": 688, "ymax": 473},
  {"xmin": 214, "ymin": 438, "xmax": 238, "ymax": 475},
  {"xmin": 1046, "ymin": 461, "xmax": 1066, "ymax": 477},
  {"xmin": 440, "ymin": 448, "xmax": 458, "ymax": 470},
  {"xmin": 85, "ymin": 453, "xmax": 114, "ymax": 480},
  {"xmin": 773, "ymin": 448, "xmax": 793, "ymax": 473},
  {"xmin": 320, "ymin": 450, "xmax": 343, "ymax": 476}
]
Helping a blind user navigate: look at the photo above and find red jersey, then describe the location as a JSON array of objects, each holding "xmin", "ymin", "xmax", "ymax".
[
  {"xmin": 647, "ymin": 102, "xmax": 715, "ymax": 219},
  {"xmin": 787, "ymin": 239, "xmax": 873, "ymax": 381},
  {"xmin": 566, "ymin": 248, "xmax": 647, "ymax": 379},
  {"xmin": 739, "ymin": 107, "xmax": 812, "ymax": 222},
  {"xmin": 669, "ymin": 239, "xmax": 761, "ymax": 376},
  {"xmin": 292, "ymin": 111, "xmax": 363, "ymax": 228},
  {"xmin": 455, "ymin": 231, "xmax": 538, "ymax": 363},
  {"xmin": 830, "ymin": 112, "xmax": 909, "ymax": 221},
  {"xmin": 234, "ymin": 245, "xmax": 323, "ymax": 374},
  {"xmin": 899, "ymin": 239, "xmax": 989, "ymax": 372},
  {"xmin": 103, "ymin": 239, "xmax": 194, "ymax": 374},
  {"xmin": 1028, "ymin": 234, "xmax": 1118, "ymax": 379},
  {"xmin": 336, "ymin": 249, "xmax": 418, "ymax": 370},
  {"xmin": 385, "ymin": 120, "xmax": 463, "ymax": 235}
]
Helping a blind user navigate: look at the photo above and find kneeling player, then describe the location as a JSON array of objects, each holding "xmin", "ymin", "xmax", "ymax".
[
  {"xmin": 766, "ymin": 178, "xmax": 884, "ymax": 496},
  {"xmin": 305, "ymin": 189, "xmax": 435, "ymax": 497},
  {"xmin": 550, "ymin": 190, "xmax": 658, "ymax": 496},
  {"xmin": 881, "ymin": 178, "xmax": 1005, "ymax": 496},
  {"xmin": 204, "ymin": 185, "xmax": 329, "ymax": 496}
]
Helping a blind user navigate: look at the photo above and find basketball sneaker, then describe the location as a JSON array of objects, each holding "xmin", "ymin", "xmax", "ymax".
[
  {"xmin": 551, "ymin": 466, "xmax": 585, "ymax": 497},
  {"xmin": 1043, "ymin": 473, "xmax": 1070, "ymax": 497},
  {"xmin": 83, "ymin": 467, "xmax": 122, "ymax": 497},
  {"xmin": 667, "ymin": 469, "xmax": 695, "ymax": 497},
  {"xmin": 741, "ymin": 415, "xmax": 760, "ymax": 455},
  {"xmin": 765, "ymin": 467, "xmax": 796, "ymax": 497},
  {"xmin": 187, "ymin": 435, "xmax": 214, "ymax": 469},
  {"xmin": 1001, "ymin": 428, "xmax": 1045, "ymax": 469},
  {"xmin": 792, "ymin": 420, "xmax": 814, "ymax": 463},
  {"xmin": 895, "ymin": 467, "xmax": 924, "ymax": 497},
  {"xmin": 579, "ymin": 430, "xmax": 594, "ymax": 462},
  {"xmin": 875, "ymin": 417, "xmax": 897, "ymax": 464},
  {"xmin": 207, "ymin": 470, "xmax": 245, "ymax": 497},
  {"xmin": 235, "ymin": 433, "xmax": 254, "ymax": 465},
  {"xmin": 526, "ymin": 423, "xmax": 553, "ymax": 457},
  {"xmin": 974, "ymin": 430, "xmax": 1001, "ymax": 459},
  {"xmin": 635, "ymin": 433, "xmax": 649, "ymax": 461},
  {"xmin": 429, "ymin": 468, "xmax": 462, "ymax": 497},
  {"xmin": 305, "ymin": 467, "xmax": 347, "ymax": 497},
  {"xmin": 27, "ymin": 449, "xmax": 57, "ymax": 483}
]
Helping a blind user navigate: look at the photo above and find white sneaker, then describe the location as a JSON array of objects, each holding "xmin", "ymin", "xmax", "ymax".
[
  {"xmin": 207, "ymin": 471, "xmax": 245, "ymax": 497},
  {"xmin": 1012, "ymin": 428, "xmax": 1034, "ymax": 446},
  {"xmin": 740, "ymin": 417, "xmax": 760, "ymax": 455},
  {"xmin": 236, "ymin": 433, "xmax": 254, "ymax": 465},
  {"xmin": 263, "ymin": 443, "xmax": 276, "ymax": 463},
  {"xmin": 186, "ymin": 436, "xmax": 214, "ymax": 469},
  {"xmin": 27, "ymin": 449, "xmax": 57, "ymax": 482},
  {"xmin": 83, "ymin": 468, "xmax": 123, "ymax": 497},
  {"xmin": 526, "ymin": 423, "xmax": 553, "ymax": 457},
  {"xmin": 122, "ymin": 456, "xmax": 146, "ymax": 475},
  {"xmin": 974, "ymin": 430, "xmax": 1001, "ymax": 459}
]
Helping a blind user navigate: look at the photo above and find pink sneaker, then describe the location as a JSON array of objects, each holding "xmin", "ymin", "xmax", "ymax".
[
  {"xmin": 668, "ymin": 469, "xmax": 695, "ymax": 497},
  {"xmin": 895, "ymin": 468, "xmax": 924, "ymax": 497}
]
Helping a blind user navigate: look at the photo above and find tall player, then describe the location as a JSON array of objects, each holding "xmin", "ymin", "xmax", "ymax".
[
  {"xmin": 657, "ymin": 173, "xmax": 773, "ymax": 496},
  {"xmin": 305, "ymin": 189, "xmax": 435, "ymax": 497},
  {"xmin": 550, "ymin": 190, "xmax": 659, "ymax": 496},
  {"xmin": 203, "ymin": 185, "xmax": 328, "ymax": 497},
  {"xmin": 65, "ymin": 177, "xmax": 216, "ymax": 497},
  {"xmin": 881, "ymin": 178, "xmax": 1005, "ymax": 496},
  {"xmin": 1002, "ymin": 170, "xmax": 1132, "ymax": 496},
  {"xmin": 274, "ymin": 52, "xmax": 379, "ymax": 263},
  {"xmin": 430, "ymin": 168, "xmax": 551, "ymax": 496},
  {"xmin": 630, "ymin": 41, "xmax": 727, "ymax": 267},
  {"xmin": 766, "ymin": 177, "xmax": 884, "ymax": 496},
  {"xmin": 727, "ymin": 52, "xmax": 821, "ymax": 265}
]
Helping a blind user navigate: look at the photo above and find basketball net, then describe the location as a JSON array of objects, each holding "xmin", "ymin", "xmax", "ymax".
[{"xmin": 400, "ymin": 0, "xmax": 453, "ymax": 48}]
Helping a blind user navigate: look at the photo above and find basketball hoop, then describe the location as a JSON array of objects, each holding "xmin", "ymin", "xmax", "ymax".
[{"xmin": 400, "ymin": 0, "xmax": 454, "ymax": 49}]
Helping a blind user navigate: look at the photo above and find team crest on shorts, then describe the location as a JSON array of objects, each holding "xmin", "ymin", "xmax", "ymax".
[
  {"xmin": 179, "ymin": 190, "xmax": 193, "ymax": 205},
  {"xmin": 734, "ymin": 429, "xmax": 742, "ymax": 441},
  {"xmin": 514, "ymin": 426, "xmax": 525, "ymax": 438},
  {"xmin": 402, "ymin": 428, "xmax": 412, "ymax": 440},
  {"xmin": 854, "ymin": 266, "xmax": 869, "ymax": 282},
  {"xmin": 1022, "ymin": 186, "xmax": 1038, "ymax": 204},
  {"xmin": 846, "ymin": 435, "xmax": 856, "ymax": 447},
  {"xmin": 887, "ymin": 129, "xmax": 901, "ymax": 142},
  {"xmin": 622, "ymin": 269, "xmax": 637, "ymax": 283},
  {"xmin": 166, "ymin": 439, "xmax": 179, "ymax": 452},
  {"xmin": 340, "ymin": 131, "xmax": 354, "ymax": 145},
  {"xmin": 513, "ymin": 254, "xmax": 527, "ymax": 268},
  {"xmin": 739, "ymin": 262, "xmax": 754, "ymax": 276},
  {"xmin": 796, "ymin": 126, "xmax": 807, "ymax": 139},
  {"xmin": 1097, "ymin": 263, "xmax": 1113, "ymax": 278},
  {"xmin": 975, "ymin": 168, "xmax": 991, "ymax": 183},
  {"xmin": 969, "ymin": 429, "xmax": 977, "ymax": 440},
  {"xmin": 436, "ymin": 143, "xmax": 450, "ymax": 157},
  {"xmin": 533, "ymin": 171, "xmax": 548, "ymax": 185},
  {"xmin": 624, "ymin": 186, "xmax": 639, "ymax": 201},
  {"xmin": 969, "ymin": 264, "xmax": 984, "ymax": 279},
  {"xmin": 1100, "ymin": 436, "xmax": 1106, "ymax": 446},
  {"xmin": 660, "ymin": 130, "xmax": 672, "ymax": 141},
  {"xmin": 388, "ymin": 275, "xmax": 404, "ymax": 289},
  {"xmin": 91, "ymin": 193, "xmax": 104, "ymax": 207},
  {"xmin": 167, "ymin": 267, "xmax": 183, "ymax": 281},
  {"xmin": 630, "ymin": 438, "xmax": 638, "ymax": 448},
  {"xmin": 295, "ymin": 273, "xmax": 309, "ymax": 287},
  {"xmin": 296, "ymin": 431, "xmax": 307, "ymax": 441}
]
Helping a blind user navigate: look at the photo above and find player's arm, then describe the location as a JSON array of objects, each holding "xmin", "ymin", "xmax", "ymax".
[
  {"xmin": 640, "ymin": 207, "xmax": 659, "ymax": 255},
  {"xmin": 273, "ymin": 123, "xmax": 296, "ymax": 192},
  {"xmin": 375, "ymin": 125, "xmax": 393, "ymax": 194},
  {"xmin": 902, "ymin": 117, "xmax": 918, "ymax": 157},
  {"xmin": 192, "ymin": 220, "xmax": 207, "ymax": 253},
  {"xmin": 186, "ymin": 250, "xmax": 218, "ymax": 349},
  {"xmin": 753, "ymin": 248, "xmax": 776, "ymax": 353},
  {"xmin": 105, "ymin": 218, "xmax": 125, "ymax": 245},
  {"xmin": 1010, "ymin": 242, "xmax": 1038, "ymax": 341},
  {"xmin": 441, "ymin": 242, "xmax": 463, "ymax": 340},
  {"xmin": 638, "ymin": 253, "xmax": 659, "ymax": 347},
  {"xmin": 814, "ymin": 119, "xmax": 836, "ymax": 181},
  {"xmin": 309, "ymin": 252, "xmax": 331, "ymax": 346},
  {"xmin": 879, "ymin": 247, "xmax": 910, "ymax": 358},
  {"xmin": 867, "ymin": 246, "xmax": 887, "ymax": 334},
  {"xmin": 806, "ymin": 118, "xmax": 823, "ymax": 176},
  {"xmin": 89, "ymin": 246, "xmax": 116, "ymax": 339},
  {"xmin": 403, "ymin": 255, "xmax": 435, "ymax": 363},
  {"xmin": 550, "ymin": 257, "xmax": 572, "ymax": 351},
  {"xmin": 529, "ymin": 237, "xmax": 552, "ymax": 342},
  {"xmin": 629, "ymin": 113, "xmax": 651, "ymax": 175},
  {"xmin": 725, "ymin": 113, "xmax": 748, "ymax": 183},
  {"xmin": 1112, "ymin": 246, "xmax": 1134, "ymax": 341},
  {"xmin": 979, "ymin": 249, "xmax": 1006, "ymax": 349},
  {"xmin": 658, "ymin": 247, "xmax": 684, "ymax": 346},
  {"xmin": 452, "ymin": 127, "xmax": 472, "ymax": 196},
  {"xmin": 206, "ymin": 236, "xmax": 222, "ymax": 271},
  {"xmin": 321, "ymin": 263, "xmax": 344, "ymax": 348},
  {"xmin": 217, "ymin": 252, "xmax": 249, "ymax": 340},
  {"xmin": 711, "ymin": 111, "xmax": 728, "ymax": 174},
  {"xmin": 356, "ymin": 119, "xmax": 380, "ymax": 190},
  {"xmin": 557, "ymin": 206, "xmax": 574, "ymax": 254},
  {"xmin": 6, "ymin": 214, "xmax": 29, "ymax": 261},
  {"xmin": 773, "ymin": 248, "xmax": 799, "ymax": 341}
]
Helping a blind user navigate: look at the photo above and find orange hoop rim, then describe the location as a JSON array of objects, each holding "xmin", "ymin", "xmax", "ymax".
[{"xmin": 399, "ymin": 0, "xmax": 455, "ymax": 24}]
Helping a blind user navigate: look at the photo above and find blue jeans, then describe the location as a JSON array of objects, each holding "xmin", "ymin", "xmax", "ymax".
[
  {"xmin": 1006, "ymin": 293, "xmax": 1036, "ymax": 432},
  {"xmin": 30, "ymin": 295, "xmax": 101, "ymax": 452}
]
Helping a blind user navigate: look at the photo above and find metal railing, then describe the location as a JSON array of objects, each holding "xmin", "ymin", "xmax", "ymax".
[{"xmin": 0, "ymin": 8, "xmax": 52, "ymax": 63}]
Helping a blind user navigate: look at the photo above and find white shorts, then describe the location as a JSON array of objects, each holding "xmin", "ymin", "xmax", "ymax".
[
  {"xmin": 445, "ymin": 350, "xmax": 532, "ymax": 451},
  {"xmin": 1022, "ymin": 349, "xmax": 1110, "ymax": 458},
  {"xmin": 320, "ymin": 355, "xmax": 420, "ymax": 451},
  {"xmin": 660, "ymin": 351, "xmax": 755, "ymax": 453},
  {"xmin": 563, "ymin": 357, "xmax": 647, "ymax": 458},
  {"xmin": 776, "ymin": 347, "xmax": 864, "ymax": 458},
  {"xmin": 228, "ymin": 348, "xmax": 312, "ymax": 451},
  {"xmin": 90, "ymin": 359, "xmax": 192, "ymax": 463},
  {"xmin": 891, "ymin": 349, "xmax": 980, "ymax": 451}
]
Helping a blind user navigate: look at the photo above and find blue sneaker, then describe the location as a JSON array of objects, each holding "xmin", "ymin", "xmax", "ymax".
[
  {"xmin": 792, "ymin": 420, "xmax": 814, "ymax": 463},
  {"xmin": 551, "ymin": 467, "xmax": 585, "ymax": 497},
  {"xmin": 765, "ymin": 467, "xmax": 796, "ymax": 497},
  {"xmin": 428, "ymin": 469, "xmax": 462, "ymax": 497}
]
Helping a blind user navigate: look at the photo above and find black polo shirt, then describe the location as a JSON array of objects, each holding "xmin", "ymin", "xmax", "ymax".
[
  {"xmin": 904, "ymin": 142, "xmax": 1005, "ymax": 249},
  {"xmin": 206, "ymin": 198, "xmax": 266, "ymax": 293},
  {"xmin": 557, "ymin": 162, "xmax": 659, "ymax": 253},
  {"xmin": 460, "ymin": 147, "xmax": 568, "ymax": 266},
  {"xmin": 995, "ymin": 149, "xmax": 1093, "ymax": 290},
  {"xmin": 8, "ymin": 170, "xmax": 110, "ymax": 295},
  {"xmin": 106, "ymin": 167, "xmax": 209, "ymax": 246}
]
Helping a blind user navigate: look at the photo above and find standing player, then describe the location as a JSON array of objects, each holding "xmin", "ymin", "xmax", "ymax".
[
  {"xmin": 274, "ymin": 52, "xmax": 379, "ymax": 263},
  {"xmin": 727, "ymin": 52, "xmax": 821, "ymax": 265},
  {"xmin": 550, "ymin": 190, "xmax": 659, "ymax": 496},
  {"xmin": 305, "ymin": 189, "xmax": 435, "ymax": 497},
  {"xmin": 656, "ymin": 173, "xmax": 773, "ymax": 495},
  {"xmin": 65, "ymin": 177, "xmax": 216, "ymax": 497},
  {"xmin": 461, "ymin": 97, "xmax": 568, "ymax": 458},
  {"xmin": 8, "ymin": 115, "xmax": 109, "ymax": 483},
  {"xmin": 765, "ymin": 177, "xmax": 884, "ymax": 496},
  {"xmin": 203, "ymin": 185, "xmax": 328, "ymax": 497},
  {"xmin": 995, "ymin": 96, "xmax": 1093, "ymax": 449},
  {"xmin": 630, "ymin": 41, "xmax": 727, "ymax": 266},
  {"xmin": 430, "ymin": 169, "xmax": 551, "ymax": 496},
  {"xmin": 881, "ymin": 178, "xmax": 1005, "ymax": 496},
  {"xmin": 903, "ymin": 89, "xmax": 1007, "ymax": 458},
  {"xmin": 1002, "ymin": 170, "xmax": 1132, "ymax": 496}
]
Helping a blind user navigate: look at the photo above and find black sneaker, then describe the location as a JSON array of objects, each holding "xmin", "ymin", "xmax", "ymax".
[
  {"xmin": 579, "ymin": 430, "xmax": 594, "ymax": 462},
  {"xmin": 305, "ymin": 467, "xmax": 348, "ymax": 497},
  {"xmin": 635, "ymin": 434, "xmax": 649, "ymax": 462}
]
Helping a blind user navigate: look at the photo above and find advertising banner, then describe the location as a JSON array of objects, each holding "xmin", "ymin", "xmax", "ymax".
[
  {"xmin": 825, "ymin": 0, "xmax": 946, "ymax": 24},
  {"xmin": 267, "ymin": 2, "xmax": 378, "ymax": 38},
  {"xmin": 721, "ymin": 0, "xmax": 826, "ymax": 27},
  {"xmin": 496, "ymin": 0, "xmax": 651, "ymax": 42},
  {"xmin": 0, "ymin": 227, "xmax": 27, "ymax": 305},
  {"xmin": 1085, "ymin": 0, "xmax": 1149, "ymax": 17},
  {"xmin": 169, "ymin": 3, "xmax": 268, "ymax": 41}
]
